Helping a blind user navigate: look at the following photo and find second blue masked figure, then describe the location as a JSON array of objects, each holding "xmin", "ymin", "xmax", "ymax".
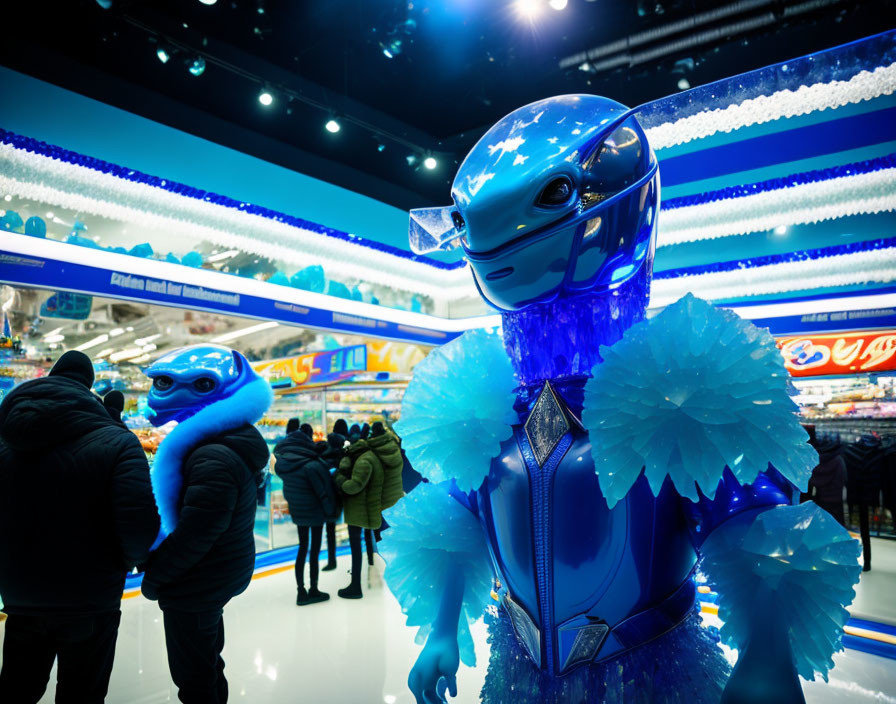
[{"xmin": 382, "ymin": 95, "xmax": 861, "ymax": 704}]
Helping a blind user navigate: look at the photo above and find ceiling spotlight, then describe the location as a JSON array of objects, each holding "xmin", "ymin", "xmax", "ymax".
[
  {"xmin": 406, "ymin": 154, "xmax": 417, "ymax": 166},
  {"xmin": 377, "ymin": 143, "xmax": 386, "ymax": 152},
  {"xmin": 423, "ymin": 156, "xmax": 438, "ymax": 170},
  {"xmin": 549, "ymin": 0, "xmax": 568, "ymax": 9},
  {"xmin": 187, "ymin": 56, "xmax": 206, "ymax": 77},
  {"xmin": 677, "ymin": 77, "xmax": 690, "ymax": 90},
  {"xmin": 198, "ymin": 0, "xmax": 218, "ymax": 4},
  {"xmin": 516, "ymin": 0, "xmax": 542, "ymax": 20},
  {"xmin": 156, "ymin": 45, "xmax": 172, "ymax": 64},
  {"xmin": 258, "ymin": 89, "xmax": 274, "ymax": 106},
  {"xmin": 325, "ymin": 118, "xmax": 341, "ymax": 134}
]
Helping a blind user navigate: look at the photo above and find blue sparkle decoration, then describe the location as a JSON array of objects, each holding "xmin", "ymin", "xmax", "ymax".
[
  {"xmin": 381, "ymin": 482, "xmax": 494, "ymax": 667},
  {"xmin": 654, "ymin": 234, "xmax": 896, "ymax": 281},
  {"xmin": 395, "ymin": 329, "xmax": 518, "ymax": 492},
  {"xmin": 0, "ymin": 128, "xmax": 465, "ymax": 271},
  {"xmin": 582, "ymin": 293, "xmax": 817, "ymax": 507},
  {"xmin": 660, "ymin": 153, "xmax": 896, "ymax": 211},
  {"xmin": 701, "ymin": 502, "xmax": 861, "ymax": 681}
]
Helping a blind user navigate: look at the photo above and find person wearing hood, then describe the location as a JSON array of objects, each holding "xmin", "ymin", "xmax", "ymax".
[
  {"xmin": 273, "ymin": 419, "xmax": 337, "ymax": 605},
  {"xmin": 0, "ymin": 350, "xmax": 160, "ymax": 703},
  {"xmin": 140, "ymin": 345, "xmax": 272, "ymax": 704},
  {"xmin": 801, "ymin": 426, "xmax": 847, "ymax": 527},
  {"xmin": 319, "ymin": 430, "xmax": 346, "ymax": 571},
  {"xmin": 103, "ymin": 389, "xmax": 127, "ymax": 428},
  {"xmin": 333, "ymin": 437, "xmax": 386, "ymax": 599}
]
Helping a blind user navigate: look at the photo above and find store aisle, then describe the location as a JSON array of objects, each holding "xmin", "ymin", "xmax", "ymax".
[
  {"xmin": 0, "ymin": 558, "xmax": 893, "ymax": 704},
  {"xmin": 851, "ymin": 537, "xmax": 896, "ymax": 626}
]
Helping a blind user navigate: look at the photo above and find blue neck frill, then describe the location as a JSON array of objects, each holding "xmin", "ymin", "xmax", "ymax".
[{"xmin": 501, "ymin": 266, "xmax": 651, "ymax": 396}]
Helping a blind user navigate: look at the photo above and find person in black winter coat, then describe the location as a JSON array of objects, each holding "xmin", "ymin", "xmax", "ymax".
[
  {"xmin": 141, "ymin": 344, "xmax": 272, "ymax": 704},
  {"xmin": 319, "ymin": 431, "xmax": 346, "ymax": 571},
  {"xmin": 0, "ymin": 350, "xmax": 160, "ymax": 703},
  {"xmin": 274, "ymin": 419, "xmax": 337, "ymax": 604},
  {"xmin": 801, "ymin": 429, "xmax": 847, "ymax": 527},
  {"xmin": 103, "ymin": 389, "xmax": 127, "ymax": 427}
]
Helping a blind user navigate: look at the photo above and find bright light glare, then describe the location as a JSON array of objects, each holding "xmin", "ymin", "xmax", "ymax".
[
  {"xmin": 198, "ymin": 0, "xmax": 218, "ymax": 4},
  {"xmin": 423, "ymin": 156, "xmax": 437, "ymax": 170},
  {"xmin": 258, "ymin": 91, "xmax": 273, "ymax": 106},
  {"xmin": 774, "ymin": 225, "xmax": 788, "ymax": 236},
  {"xmin": 516, "ymin": 0, "xmax": 541, "ymax": 20},
  {"xmin": 211, "ymin": 321, "xmax": 278, "ymax": 343},
  {"xmin": 677, "ymin": 77, "xmax": 690, "ymax": 90},
  {"xmin": 549, "ymin": 0, "xmax": 567, "ymax": 9},
  {"xmin": 75, "ymin": 334, "xmax": 109, "ymax": 351},
  {"xmin": 325, "ymin": 119, "xmax": 341, "ymax": 133},
  {"xmin": 156, "ymin": 47, "xmax": 170, "ymax": 64}
]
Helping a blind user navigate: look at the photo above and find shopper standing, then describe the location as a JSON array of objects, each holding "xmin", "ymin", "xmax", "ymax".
[
  {"xmin": 319, "ymin": 429, "xmax": 347, "ymax": 571},
  {"xmin": 140, "ymin": 344, "xmax": 272, "ymax": 704},
  {"xmin": 334, "ymin": 437, "xmax": 385, "ymax": 599},
  {"xmin": 0, "ymin": 350, "xmax": 160, "ymax": 704},
  {"xmin": 273, "ymin": 419, "xmax": 337, "ymax": 604}
]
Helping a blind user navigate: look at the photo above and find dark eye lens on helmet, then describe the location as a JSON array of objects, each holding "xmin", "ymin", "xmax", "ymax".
[
  {"xmin": 193, "ymin": 377, "xmax": 216, "ymax": 394},
  {"xmin": 153, "ymin": 376, "xmax": 173, "ymax": 391},
  {"xmin": 451, "ymin": 210, "xmax": 465, "ymax": 231},
  {"xmin": 538, "ymin": 177, "xmax": 573, "ymax": 207}
]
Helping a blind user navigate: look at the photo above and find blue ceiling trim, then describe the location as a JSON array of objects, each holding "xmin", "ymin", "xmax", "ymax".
[
  {"xmin": 721, "ymin": 283, "xmax": 896, "ymax": 309},
  {"xmin": 661, "ymin": 153, "xmax": 895, "ymax": 211},
  {"xmin": 0, "ymin": 127, "xmax": 466, "ymax": 272},
  {"xmin": 654, "ymin": 236, "xmax": 896, "ymax": 280},
  {"xmin": 653, "ymin": 94, "xmax": 896, "ymax": 161},
  {"xmin": 638, "ymin": 30, "xmax": 896, "ymax": 129},
  {"xmin": 658, "ymin": 107, "xmax": 896, "ymax": 188}
]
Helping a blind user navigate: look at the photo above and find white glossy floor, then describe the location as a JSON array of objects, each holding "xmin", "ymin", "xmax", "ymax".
[
  {"xmin": 1, "ymin": 554, "xmax": 894, "ymax": 704},
  {"xmin": 851, "ymin": 536, "xmax": 896, "ymax": 626}
]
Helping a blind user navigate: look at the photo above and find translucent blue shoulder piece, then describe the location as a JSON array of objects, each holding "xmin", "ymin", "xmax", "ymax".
[
  {"xmin": 380, "ymin": 482, "xmax": 494, "ymax": 667},
  {"xmin": 394, "ymin": 329, "xmax": 518, "ymax": 492},
  {"xmin": 582, "ymin": 294, "xmax": 817, "ymax": 508},
  {"xmin": 701, "ymin": 502, "xmax": 861, "ymax": 681}
]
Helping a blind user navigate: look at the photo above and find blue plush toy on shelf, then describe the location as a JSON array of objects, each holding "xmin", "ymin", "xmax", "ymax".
[{"xmin": 381, "ymin": 95, "xmax": 861, "ymax": 704}]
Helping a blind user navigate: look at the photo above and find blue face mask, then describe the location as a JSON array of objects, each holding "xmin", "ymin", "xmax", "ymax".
[
  {"xmin": 144, "ymin": 344, "xmax": 259, "ymax": 426},
  {"xmin": 409, "ymin": 96, "xmax": 659, "ymax": 312}
]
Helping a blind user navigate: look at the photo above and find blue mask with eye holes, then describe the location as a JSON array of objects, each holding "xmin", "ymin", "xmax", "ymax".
[
  {"xmin": 145, "ymin": 344, "xmax": 259, "ymax": 427},
  {"xmin": 409, "ymin": 94, "xmax": 659, "ymax": 312}
]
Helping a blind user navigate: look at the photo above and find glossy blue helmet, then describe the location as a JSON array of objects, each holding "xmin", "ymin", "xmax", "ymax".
[
  {"xmin": 145, "ymin": 344, "xmax": 261, "ymax": 426},
  {"xmin": 410, "ymin": 95, "xmax": 659, "ymax": 311}
]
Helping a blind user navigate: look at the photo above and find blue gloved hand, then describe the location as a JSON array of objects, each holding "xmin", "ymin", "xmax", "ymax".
[{"xmin": 409, "ymin": 629, "xmax": 460, "ymax": 704}]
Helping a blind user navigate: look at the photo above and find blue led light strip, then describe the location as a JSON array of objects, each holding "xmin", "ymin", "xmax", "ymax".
[
  {"xmin": 661, "ymin": 153, "xmax": 896, "ymax": 211},
  {"xmin": 654, "ymin": 236, "xmax": 896, "ymax": 281},
  {"xmin": 0, "ymin": 128, "xmax": 466, "ymax": 272}
]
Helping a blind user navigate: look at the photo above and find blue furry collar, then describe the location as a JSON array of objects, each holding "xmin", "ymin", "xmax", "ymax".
[{"xmin": 151, "ymin": 376, "xmax": 273, "ymax": 537}]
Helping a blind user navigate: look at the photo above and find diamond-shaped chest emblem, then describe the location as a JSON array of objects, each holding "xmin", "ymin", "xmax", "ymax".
[{"xmin": 525, "ymin": 381, "xmax": 571, "ymax": 466}]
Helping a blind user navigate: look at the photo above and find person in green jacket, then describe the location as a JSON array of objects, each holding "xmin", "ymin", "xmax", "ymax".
[
  {"xmin": 367, "ymin": 422, "xmax": 405, "ymax": 510},
  {"xmin": 333, "ymin": 439, "xmax": 384, "ymax": 599}
]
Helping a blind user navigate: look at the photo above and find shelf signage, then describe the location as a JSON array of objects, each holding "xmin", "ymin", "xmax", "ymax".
[
  {"xmin": 776, "ymin": 330, "xmax": 896, "ymax": 377},
  {"xmin": 253, "ymin": 345, "xmax": 367, "ymax": 390}
]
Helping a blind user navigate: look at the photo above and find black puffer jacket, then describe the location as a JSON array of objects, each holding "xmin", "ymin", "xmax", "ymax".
[
  {"xmin": 0, "ymin": 376, "xmax": 159, "ymax": 614},
  {"xmin": 274, "ymin": 431, "xmax": 337, "ymax": 526},
  {"xmin": 142, "ymin": 424, "xmax": 268, "ymax": 611}
]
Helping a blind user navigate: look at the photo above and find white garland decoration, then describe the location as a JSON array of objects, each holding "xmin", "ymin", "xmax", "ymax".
[
  {"xmin": 651, "ymin": 248, "xmax": 896, "ymax": 308},
  {"xmin": 645, "ymin": 62, "xmax": 896, "ymax": 150},
  {"xmin": 0, "ymin": 144, "xmax": 475, "ymax": 302},
  {"xmin": 658, "ymin": 167, "xmax": 896, "ymax": 246}
]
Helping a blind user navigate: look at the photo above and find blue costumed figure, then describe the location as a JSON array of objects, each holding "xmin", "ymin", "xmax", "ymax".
[{"xmin": 380, "ymin": 95, "xmax": 862, "ymax": 704}]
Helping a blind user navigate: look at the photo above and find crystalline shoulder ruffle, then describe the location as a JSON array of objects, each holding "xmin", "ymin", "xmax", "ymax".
[
  {"xmin": 380, "ymin": 481, "xmax": 495, "ymax": 667},
  {"xmin": 581, "ymin": 293, "xmax": 817, "ymax": 508},
  {"xmin": 701, "ymin": 502, "xmax": 861, "ymax": 681},
  {"xmin": 394, "ymin": 329, "xmax": 518, "ymax": 493}
]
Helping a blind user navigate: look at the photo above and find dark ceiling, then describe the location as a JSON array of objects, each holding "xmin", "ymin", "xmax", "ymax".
[{"xmin": 1, "ymin": 0, "xmax": 893, "ymax": 213}]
